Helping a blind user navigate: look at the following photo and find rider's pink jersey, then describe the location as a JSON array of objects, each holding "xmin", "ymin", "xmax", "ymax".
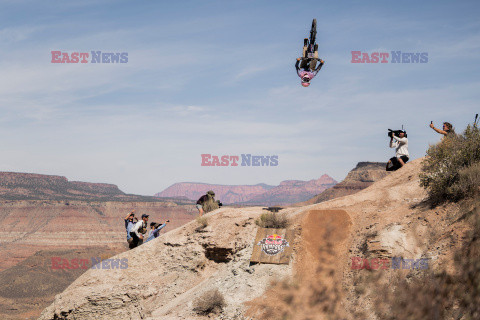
[{"xmin": 298, "ymin": 70, "xmax": 315, "ymax": 79}]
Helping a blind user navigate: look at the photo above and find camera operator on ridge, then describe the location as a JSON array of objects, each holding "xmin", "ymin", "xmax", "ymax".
[{"xmin": 386, "ymin": 129, "xmax": 409, "ymax": 171}]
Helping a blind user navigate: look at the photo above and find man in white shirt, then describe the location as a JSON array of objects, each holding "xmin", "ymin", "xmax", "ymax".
[
  {"xmin": 386, "ymin": 130, "xmax": 409, "ymax": 171},
  {"xmin": 129, "ymin": 214, "xmax": 149, "ymax": 249}
]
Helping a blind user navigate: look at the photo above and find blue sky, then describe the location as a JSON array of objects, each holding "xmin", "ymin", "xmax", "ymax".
[{"xmin": 0, "ymin": 0, "xmax": 479, "ymax": 195}]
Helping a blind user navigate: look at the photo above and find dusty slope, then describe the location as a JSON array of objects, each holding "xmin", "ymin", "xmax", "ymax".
[
  {"xmin": 39, "ymin": 158, "xmax": 467, "ymax": 319},
  {"xmin": 0, "ymin": 201, "xmax": 195, "ymax": 320},
  {"xmin": 0, "ymin": 247, "xmax": 122, "ymax": 320},
  {"xmin": 39, "ymin": 205, "xmax": 297, "ymax": 320},
  {"xmin": 248, "ymin": 158, "xmax": 468, "ymax": 319}
]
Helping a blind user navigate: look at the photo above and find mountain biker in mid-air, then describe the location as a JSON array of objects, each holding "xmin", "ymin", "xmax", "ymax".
[
  {"xmin": 296, "ymin": 19, "xmax": 325, "ymax": 87},
  {"xmin": 295, "ymin": 49, "xmax": 324, "ymax": 87}
]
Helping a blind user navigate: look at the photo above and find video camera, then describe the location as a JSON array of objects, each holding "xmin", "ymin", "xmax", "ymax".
[{"xmin": 388, "ymin": 129, "xmax": 407, "ymax": 138}]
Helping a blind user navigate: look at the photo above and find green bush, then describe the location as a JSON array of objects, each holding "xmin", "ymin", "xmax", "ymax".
[
  {"xmin": 255, "ymin": 212, "xmax": 289, "ymax": 229},
  {"xmin": 420, "ymin": 124, "xmax": 480, "ymax": 204}
]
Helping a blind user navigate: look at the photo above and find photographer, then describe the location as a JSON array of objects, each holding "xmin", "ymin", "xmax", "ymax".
[{"xmin": 386, "ymin": 130, "xmax": 409, "ymax": 171}]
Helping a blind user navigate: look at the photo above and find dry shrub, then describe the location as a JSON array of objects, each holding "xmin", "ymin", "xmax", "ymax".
[
  {"xmin": 420, "ymin": 123, "xmax": 480, "ymax": 205},
  {"xmin": 457, "ymin": 163, "xmax": 480, "ymax": 198},
  {"xmin": 370, "ymin": 200, "xmax": 480, "ymax": 320},
  {"xmin": 196, "ymin": 216, "xmax": 208, "ymax": 228},
  {"xmin": 453, "ymin": 201, "xmax": 480, "ymax": 319},
  {"xmin": 372, "ymin": 271, "xmax": 453, "ymax": 320},
  {"xmin": 193, "ymin": 288, "xmax": 225, "ymax": 315},
  {"xmin": 255, "ymin": 212, "xmax": 289, "ymax": 229}
]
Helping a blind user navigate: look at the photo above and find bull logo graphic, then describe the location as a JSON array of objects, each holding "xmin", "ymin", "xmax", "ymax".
[{"xmin": 257, "ymin": 234, "xmax": 289, "ymax": 256}]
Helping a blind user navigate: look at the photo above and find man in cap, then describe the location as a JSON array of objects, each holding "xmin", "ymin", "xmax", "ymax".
[
  {"xmin": 124, "ymin": 210, "xmax": 137, "ymax": 245},
  {"xmin": 145, "ymin": 220, "xmax": 170, "ymax": 243},
  {"xmin": 129, "ymin": 214, "xmax": 149, "ymax": 249}
]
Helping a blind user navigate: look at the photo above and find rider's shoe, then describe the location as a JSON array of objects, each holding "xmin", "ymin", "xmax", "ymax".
[{"xmin": 304, "ymin": 38, "xmax": 308, "ymax": 46}]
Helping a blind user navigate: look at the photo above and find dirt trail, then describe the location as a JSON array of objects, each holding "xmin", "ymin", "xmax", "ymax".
[
  {"xmin": 296, "ymin": 209, "xmax": 352, "ymax": 278},
  {"xmin": 246, "ymin": 209, "xmax": 353, "ymax": 319}
]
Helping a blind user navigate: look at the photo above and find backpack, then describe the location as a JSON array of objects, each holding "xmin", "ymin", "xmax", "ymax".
[{"xmin": 202, "ymin": 194, "xmax": 219, "ymax": 213}]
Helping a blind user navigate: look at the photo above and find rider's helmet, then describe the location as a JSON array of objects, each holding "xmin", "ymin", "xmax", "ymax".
[{"xmin": 301, "ymin": 73, "xmax": 312, "ymax": 87}]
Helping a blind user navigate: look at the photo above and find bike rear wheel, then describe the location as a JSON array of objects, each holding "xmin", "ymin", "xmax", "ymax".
[{"xmin": 310, "ymin": 19, "xmax": 317, "ymax": 46}]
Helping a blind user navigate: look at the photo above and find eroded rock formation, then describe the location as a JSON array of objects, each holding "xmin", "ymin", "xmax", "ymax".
[{"xmin": 300, "ymin": 162, "xmax": 388, "ymax": 205}]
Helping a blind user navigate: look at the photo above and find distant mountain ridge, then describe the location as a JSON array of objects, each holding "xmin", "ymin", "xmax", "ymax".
[
  {"xmin": 240, "ymin": 174, "xmax": 337, "ymax": 205},
  {"xmin": 155, "ymin": 174, "xmax": 337, "ymax": 205},
  {"xmin": 155, "ymin": 182, "xmax": 275, "ymax": 204},
  {"xmin": 0, "ymin": 172, "xmax": 191, "ymax": 203}
]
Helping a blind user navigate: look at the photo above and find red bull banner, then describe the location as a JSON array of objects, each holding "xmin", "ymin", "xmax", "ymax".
[{"xmin": 250, "ymin": 228, "xmax": 295, "ymax": 265}]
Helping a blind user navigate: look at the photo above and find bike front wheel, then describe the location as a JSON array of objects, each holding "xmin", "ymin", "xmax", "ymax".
[{"xmin": 310, "ymin": 19, "xmax": 317, "ymax": 46}]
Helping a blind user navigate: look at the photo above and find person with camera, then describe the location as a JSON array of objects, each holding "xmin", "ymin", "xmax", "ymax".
[
  {"xmin": 145, "ymin": 220, "xmax": 170, "ymax": 243},
  {"xmin": 386, "ymin": 130, "xmax": 409, "ymax": 171},
  {"xmin": 124, "ymin": 210, "xmax": 137, "ymax": 245},
  {"xmin": 129, "ymin": 214, "xmax": 149, "ymax": 249},
  {"xmin": 430, "ymin": 121, "xmax": 454, "ymax": 138}
]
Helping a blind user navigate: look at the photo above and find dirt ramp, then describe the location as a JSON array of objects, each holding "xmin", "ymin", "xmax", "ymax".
[
  {"xmin": 296, "ymin": 209, "xmax": 352, "ymax": 278},
  {"xmin": 246, "ymin": 209, "xmax": 353, "ymax": 319}
]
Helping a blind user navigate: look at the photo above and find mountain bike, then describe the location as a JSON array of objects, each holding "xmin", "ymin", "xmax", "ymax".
[{"xmin": 301, "ymin": 19, "xmax": 319, "ymax": 70}]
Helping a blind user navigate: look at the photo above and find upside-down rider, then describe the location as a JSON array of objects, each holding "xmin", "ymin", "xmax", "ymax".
[{"xmin": 295, "ymin": 38, "xmax": 324, "ymax": 87}]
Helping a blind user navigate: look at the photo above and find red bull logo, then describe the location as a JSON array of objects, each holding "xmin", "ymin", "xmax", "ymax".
[{"xmin": 257, "ymin": 234, "xmax": 289, "ymax": 256}]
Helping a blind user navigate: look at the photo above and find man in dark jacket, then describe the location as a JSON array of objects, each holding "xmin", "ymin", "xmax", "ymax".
[{"xmin": 196, "ymin": 190, "xmax": 220, "ymax": 216}]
